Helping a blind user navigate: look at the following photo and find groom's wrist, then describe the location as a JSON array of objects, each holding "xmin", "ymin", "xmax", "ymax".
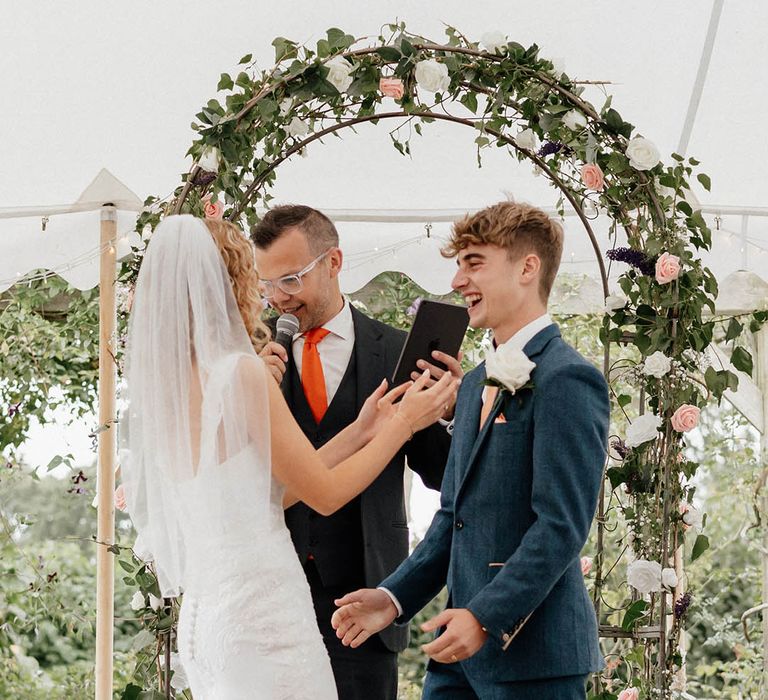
[{"xmin": 376, "ymin": 586, "xmax": 403, "ymax": 618}]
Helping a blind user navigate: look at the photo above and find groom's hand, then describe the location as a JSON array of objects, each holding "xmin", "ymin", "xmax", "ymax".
[
  {"xmin": 331, "ymin": 588, "xmax": 398, "ymax": 648},
  {"xmin": 420, "ymin": 608, "xmax": 487, "ymax": 663},
  {"xmin": 259, "ymin": 341, "xmax": 288, "ymax": 383}
]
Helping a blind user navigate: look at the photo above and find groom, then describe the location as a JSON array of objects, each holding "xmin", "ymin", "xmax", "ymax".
[{"xmin": 332, "ymin": 201, "xmax": 609, "ymax": 698}]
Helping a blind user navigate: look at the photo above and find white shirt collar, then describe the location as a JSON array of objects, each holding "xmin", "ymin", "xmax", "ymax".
[
  {"xmin": 501, "ymin": 313, "xmax": 552, "ymax": 351},
  {"xmin": 300, "ymin": 297, "xmax": 353, "ymax": 340}
]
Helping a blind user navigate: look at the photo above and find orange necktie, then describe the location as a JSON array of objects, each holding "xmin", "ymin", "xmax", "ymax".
[
  {"xmin": 302, "ymin": 327, "xmax": 331, "ymax": 423},
  {"xmin": 479, "ymin": 385, "xmax": 499, "ymax": 430}
]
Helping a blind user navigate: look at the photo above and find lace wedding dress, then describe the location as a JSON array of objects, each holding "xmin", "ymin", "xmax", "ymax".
[
  {"xmin": 122, "ymin": 216, "xmax": 338, "ymax": 699},
  {"xmin": 176, "ymin": 445, "xmax": 337, "ymax": 699}
]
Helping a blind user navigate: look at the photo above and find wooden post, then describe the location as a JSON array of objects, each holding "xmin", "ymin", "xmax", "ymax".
[{"xmin": 95, "ymin": 205, "xmax": 117, "ymax": 700}]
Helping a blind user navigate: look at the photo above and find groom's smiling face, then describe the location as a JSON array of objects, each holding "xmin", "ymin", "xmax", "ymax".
[
  {"xmin": 452, "ymin": 243, "xmax": 543, "ymax": 344},
  {"xmin": 254, "ymin": 226, "xmax": 343, "ymax": 332}
]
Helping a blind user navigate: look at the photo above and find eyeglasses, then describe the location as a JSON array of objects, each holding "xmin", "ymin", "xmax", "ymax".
[{"xmin": 258, "ymin": 249, "xmax": 332, "ymax": 298}]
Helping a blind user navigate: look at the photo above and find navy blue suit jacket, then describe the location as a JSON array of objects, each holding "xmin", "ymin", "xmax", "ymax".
[{"xmin": 381, "ymin": 324, "xmax": 609, "ymax": 682}]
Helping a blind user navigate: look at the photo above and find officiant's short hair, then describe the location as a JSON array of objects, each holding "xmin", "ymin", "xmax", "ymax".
[
  {"xmin": 443, "ymin": 201, "xmax": 564, "ymax": 301},
  {"xmin": 251, "ymin": 204, "xmax": 339, "ymax": 254}
]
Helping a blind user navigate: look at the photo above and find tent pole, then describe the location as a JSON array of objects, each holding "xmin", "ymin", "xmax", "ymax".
[{"xmin": 95, "ymin": 205, "xmax": 117, "ymax": 700}]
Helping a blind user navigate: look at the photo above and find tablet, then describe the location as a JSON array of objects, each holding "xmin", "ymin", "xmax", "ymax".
[{"xmin": 391, "ymin": 300, "xmax": 469, "ymax": 386}]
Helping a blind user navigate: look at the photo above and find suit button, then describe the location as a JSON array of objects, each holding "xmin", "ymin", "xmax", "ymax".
[
  {"xmin": 454, "ymin": 519, "xmax": 464, "ymax": 530},
  {"xmin": 502, "ymin": 632, "xmax": 511, "ymax": 642}
]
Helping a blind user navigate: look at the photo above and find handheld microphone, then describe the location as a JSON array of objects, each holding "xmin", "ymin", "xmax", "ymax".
[{"xmin": 274, "ymin": 313, "xmax": 299, "ymax": 354}]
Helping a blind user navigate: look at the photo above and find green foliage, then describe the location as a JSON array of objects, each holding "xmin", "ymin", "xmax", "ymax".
[{"xmin": 0, "ymin": 276, "xmax": 99, "ymax": 452}]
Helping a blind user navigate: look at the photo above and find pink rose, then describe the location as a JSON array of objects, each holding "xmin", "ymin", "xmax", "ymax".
[
  {"xmin": 655, "ymin": 252, "xmax": 681, "ymax": 284},
  {"xmin": 671, "ymin": 404, "xmax": 700, "ymax": 432},
  {"xmin": 618, "ymin": 689, "xmax": 639, "ymax": 700},
  {"xmin": 114, "ymin": 485, "xmax": 127, "ymax": 512},
  {"xmin": 580, "ymin": 556, "xmax": 593, "ymax": 576},
  {"xmin": 202, "ymin": 195, "xmax": 224, "ymax": 220},
  {"xmin": 580, "ymin": 163, "xmax": 605, "ymax": 191},
  {"xmin": 379, "ymin": 77, "xmax": 405, "ymax": 100}
]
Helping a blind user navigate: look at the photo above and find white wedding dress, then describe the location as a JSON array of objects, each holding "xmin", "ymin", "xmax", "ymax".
[
  {"xmin": 122, "ymin": 216, "xmax": 338, "ymax": 700},
  {"xmin": 176, "ymin": 445, "xmax": 337, "ymax": 699}
]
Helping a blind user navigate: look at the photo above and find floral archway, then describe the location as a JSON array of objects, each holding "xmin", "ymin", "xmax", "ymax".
[{"xmin": 122, "ymin": 23, "xmax": 763, "ymax": 698}]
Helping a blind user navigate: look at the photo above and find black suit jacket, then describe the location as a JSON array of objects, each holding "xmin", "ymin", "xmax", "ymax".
[{"xmin": 279, "ymin": 305, "xmax": 450, "ymax": 652}]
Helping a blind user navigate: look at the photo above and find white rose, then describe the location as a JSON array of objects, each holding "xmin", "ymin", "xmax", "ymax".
[
  {"xmin": 480, "ymin": 31, "xmax": 507, "ymax": 54},
  {"xmin": 626, "ymin": 137, "xmax": 660, "ymax": 171},
  {"xmin": 642, "ymin": 351, "xmax": 672, "ymax": 379},
  {"xmin": 130, "ymin": 591, "xmax": 145, "ymax": 611},
  {"xmin": 279, "ymin": 98, "xmax": 293, "ymax": 116},
  {"xmin": 514, "ymin": 128, "xmax": 538, "ymax": 151},
  {"xmin": 682, "ymin": 504, "xmax": 703, "ymax": 530},
  {"xmin": 286, "ymin": 117, "xmax": 309, "ymax": 138},
  {"xmin": 562, "ymin": 109, "xmax": 587, "ymax": 131},
  {"xmin": 627, "ymin": 559, "xmax": 663, "ymax": 593},
  {"xmin": 169, "ymin": 653, "xmax": 189, "ymax": 691},
  {"xmin": 197, "ymin": 147, "xmax": 219, "ymax": 173},
  {"xmin": 625, "ymin": 413, "xmax": 662, "ymax": 448},
  {"xmin": 604, "ymin": 294, "xmax": 628, "ymax": 313},
  {"xmin": 148, "ymin": 594, "xmax": 163, "ymax": 611},
  {"xmin": 325, "ymin": 56, "xmax": 354, "ymax": 93},
  {"xmin": 661, "ymin": 567, "xmax": 678, "ymax": 589},
  {"xmin": 485, "ymin": 343, "xmax": 536, "ymax": 394},
  {"xmin": 414, "ymin": 59, "xmax": 451, "ymax": 93}
]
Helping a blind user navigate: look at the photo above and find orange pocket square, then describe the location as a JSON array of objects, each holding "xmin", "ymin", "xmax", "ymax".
[{"xmin": 494, "ymin": 414, "xmax": 507, "ymax": 424}]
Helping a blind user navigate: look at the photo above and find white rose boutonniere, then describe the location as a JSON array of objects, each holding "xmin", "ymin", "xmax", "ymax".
[
  {"xmin": 414, "ymin": 58, "xmax": 451, "ymax": 93},
  {"xmin": 484, "ymin": 342, "xmax": 536, "ymax": 395}
]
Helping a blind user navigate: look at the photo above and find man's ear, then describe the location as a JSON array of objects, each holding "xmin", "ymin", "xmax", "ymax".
[
  {"xmin": 520, "ymin": 253, "xmax": 541, "ymax": 284},
  {"xmin": 328, "ymin": 247, "xmax": 344, "ymax": 278}
]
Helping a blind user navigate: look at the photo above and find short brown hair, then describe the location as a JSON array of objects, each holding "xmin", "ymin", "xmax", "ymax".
[
  {"xmin": 204, "ymin": 219, "xmax": 270, "ymax": 351},
  {"xmin": 251, "ymin": 204, "xmax": 339, "ymax": 254},
  {"xmin": 443, "ymin": 201, "xmax": 563, "ymax": 301}
]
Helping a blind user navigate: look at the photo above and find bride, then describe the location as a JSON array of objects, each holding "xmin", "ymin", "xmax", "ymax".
[{"xmin": 122, "ymin": 215, "xmax": 457, "ymax": 699}]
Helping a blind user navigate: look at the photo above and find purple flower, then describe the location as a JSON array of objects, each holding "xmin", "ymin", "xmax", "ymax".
[
  {"xmin": 406, "ymin": 297, "xmax": 423, "ymax": 316},
  {"xmin": 537, "ymin": 141, "xmax": 573, "ymax": 158},
  {"xmin": 611, "ymin": 438, "xmax": 630, "ymax": 459},
  {"xmin": 190, "ymin": 169, "xmax": 217, "ymax": 187},
  {"xmin": 606, "ymin": 247, "xmax": 657, "ymax": 276},
  {"xmin": 674, "ymin": 591, "xmax": 692, "ymax": 619}
]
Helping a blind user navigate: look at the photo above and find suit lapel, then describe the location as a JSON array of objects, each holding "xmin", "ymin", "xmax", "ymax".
[
  {"xmin": 455, "ymin": 324, "xmax": 561, "ymax": 501},
  {"xmin": 350, "ymin": 306, "xmax": 385, "ymax": 411}
]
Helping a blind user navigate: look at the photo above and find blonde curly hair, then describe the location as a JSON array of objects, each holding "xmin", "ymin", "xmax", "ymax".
[{"xmin": 204, "ymin": 218, "xmax": 270, "ymax": 351}]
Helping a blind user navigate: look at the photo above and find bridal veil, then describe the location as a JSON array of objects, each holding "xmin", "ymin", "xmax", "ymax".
[{"xmin": 121, "ymin": 215, "xmax": 273, "ymax": 597}]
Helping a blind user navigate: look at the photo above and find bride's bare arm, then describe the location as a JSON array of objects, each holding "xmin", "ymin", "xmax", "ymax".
[{"xmin": 252, "ymin": 364, "xmax": 455, "ymax": 516}]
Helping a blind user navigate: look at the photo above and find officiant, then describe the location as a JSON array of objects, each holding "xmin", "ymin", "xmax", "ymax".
[{"xmin": 252, "ymin": 204, "xmax": 458, "ymax": 700}]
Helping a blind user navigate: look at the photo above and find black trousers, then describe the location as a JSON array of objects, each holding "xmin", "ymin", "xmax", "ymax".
[{"xmin": 304, "ymin": 560, "xmax": 398, "ymax": 700}]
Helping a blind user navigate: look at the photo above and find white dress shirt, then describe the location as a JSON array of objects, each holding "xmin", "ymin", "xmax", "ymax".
[{"xmin": 292, "ymin": 298, "xmax": 355, "ymax": 404}]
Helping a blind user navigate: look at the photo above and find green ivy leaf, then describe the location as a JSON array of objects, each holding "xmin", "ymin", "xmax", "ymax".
[
  {"xmin": 691, "ymin": 534, "xmax": 710, "ymax": 561},
  {"xmin": 217, "ymin": 73, "xmax": 234, "ymax": 91},
  {"xmin": 697, "ymin": 173, "xmax": 711, "ymax": 191},
  {"xmin": 724, "ymin": 318, "xmax": 743, "ymax": 342},
  {"xmin": 376, "ymin": 46, "xmax": 402, "ymax": 62},
  {"xmin": 238, "ymin": 53, "xmax": 252, "ymax": 65},
  {"xmin": 730, "ymin": 346, "xmax": 753, "ymax": 375},
  {"xmin": 621, "ymin": 599, "xmax": 648, "ymax": 630}
]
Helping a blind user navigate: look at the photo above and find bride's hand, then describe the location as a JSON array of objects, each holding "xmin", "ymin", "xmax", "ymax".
[
  {"xmin": 397, "ymin": 369, "xmax": 459, "ymax": 434},
  {"xmin": 356, "ymin": 379, "xmax": 413, "ymax": 443}
]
